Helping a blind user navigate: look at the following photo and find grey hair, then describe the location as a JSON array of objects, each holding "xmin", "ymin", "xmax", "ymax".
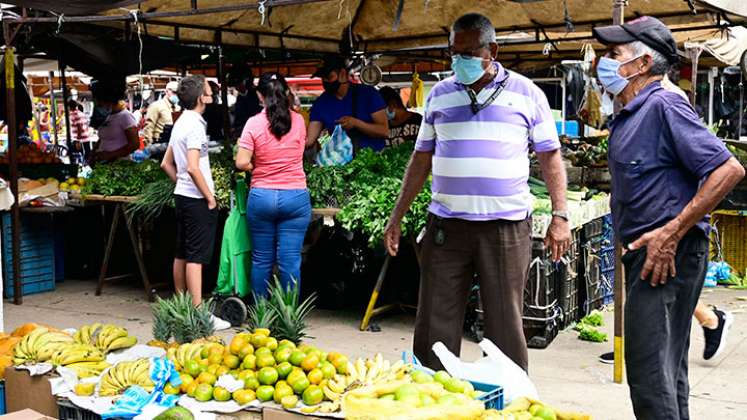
[
  {"xmin": 628, "ymin": 41, "xmax": 671, "ymax": 76},
  {"xmin": 451, "ymin": 13, "xmax": 496, "ymax": 46}
]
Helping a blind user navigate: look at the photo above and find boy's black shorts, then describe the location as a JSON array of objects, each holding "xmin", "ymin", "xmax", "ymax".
[{"xmin": 174, "ymin": 194, "xmax": 218, "ymax": 264}]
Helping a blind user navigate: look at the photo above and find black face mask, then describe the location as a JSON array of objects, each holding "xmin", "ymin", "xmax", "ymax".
[
  {"xmin": 90, "ymin": 106, "xmax": 111, "ymax": 129},
  {"xmin": 322, "ymin": 80, "xmax": 341, "ymax": 95}
]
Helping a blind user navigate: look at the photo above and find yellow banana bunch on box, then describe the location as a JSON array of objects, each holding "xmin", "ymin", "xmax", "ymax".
[
  {"xmin": 75, "ymin": 324, "xmax": 137, "ymax": 354},
  {"xmin": 12, "ymin": 328, "xmax": 74, "ymax": 365},
  {"xmin": 98, "ymin": 358, "xmax": 153, "ymax": 397},
  {"xmin": 65, "ymin": 361, "xmax": 111, "ymax": 378},
  {"xmin": 166, "ymin": 342, "xmax": 204, "ymax": 371},
  {"xmin": 50, "ymin": 343, "xmax": 105, "ymax": 366}
]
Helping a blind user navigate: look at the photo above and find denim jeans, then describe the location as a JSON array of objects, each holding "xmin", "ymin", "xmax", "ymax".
[{"xmin": 247, "ymin": 188, "xmax": 311, "ymax": 297}]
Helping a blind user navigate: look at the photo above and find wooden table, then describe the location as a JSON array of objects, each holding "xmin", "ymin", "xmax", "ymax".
[{"xmin": 68, "ymin": 193, "xmax": 166, "ymax": 301}]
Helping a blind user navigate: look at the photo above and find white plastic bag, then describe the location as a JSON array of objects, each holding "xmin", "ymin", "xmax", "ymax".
[
  {"xmin": 315, "ymin": 124, "xmax": 353, "ymax": 166},
  {"xmin": 432, "ymin": 339, "xmax": 539, "ymax": 403}
]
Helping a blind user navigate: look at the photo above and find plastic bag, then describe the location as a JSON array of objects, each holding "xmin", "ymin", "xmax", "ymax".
[
  {"xmin": 101, "ymin": 357, "xmax": 181, "ymax": 419},
  {"xmin": 214, "ymin": 181, "xmax": 251, "ymax": 297},
  {"xmin": 315, "ymin": 124, "xmax": 353, "ymax": 166},
  {"xmin": 432, "ymin": 339, "xmax": 538, "ymax": 404}
]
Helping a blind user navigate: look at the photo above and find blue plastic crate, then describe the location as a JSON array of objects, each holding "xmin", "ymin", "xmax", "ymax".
[
  {"xmin": 2, "ymin": 212, "xmax": 56, "ymax": 298},
  {"xmin": 402, "ymin": 352, "xmax": 504, "ymax": 410},
  {"xmin": 0, "ymin": 382, "xmax": 6, "ymax": 415}
]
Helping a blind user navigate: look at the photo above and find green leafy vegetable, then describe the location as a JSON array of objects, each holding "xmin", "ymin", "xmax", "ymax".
[{"xmin": 577, "ymin": 324, "xmax": 608, "ymax": 342}]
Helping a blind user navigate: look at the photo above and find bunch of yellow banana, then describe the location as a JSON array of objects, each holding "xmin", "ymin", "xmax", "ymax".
[
  {"xmin": 300, "ymin": 400, "xmax": 341, "ymax": 414},
  {"xmin": 65, "ymin": 361, "xmax": 111, "ymax": 378},
  {"xmin": 50, "ymin": 343, "xmax": 105, "ymax": 366},
  {"xmin": 98, "ymin": 359, "xmax": 154, "ymax": 397},
  {"xmin": 75, "ymin": 324, "xmax": 137, "ymax": 353},
  {"xmin": 12, "ymin": 328, "xmax": 74, "ymax": 365},
  {"xmin": 166, "ymin": 342, "xmax": 204, "ymax": 371},
  {"xmin": 343, "ymin": 354, "xmax": 410, "ymax": 388}
]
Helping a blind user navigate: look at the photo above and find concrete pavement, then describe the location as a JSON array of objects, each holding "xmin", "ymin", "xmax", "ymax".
[{"xmin": 4, "ymin": 280, "xmax": 746, "ymax": 418}]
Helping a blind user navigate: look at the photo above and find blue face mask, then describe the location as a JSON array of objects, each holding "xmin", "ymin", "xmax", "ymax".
[
  {"xmin": 596, "ymin": 55, "xmax": 642, "ymax": 96},
  {"xmin": 169, "ymin": 95, "xmax": 179, "ymax": 105},
  {"xmin": 386, "ymin": 108, "xmax": 396, "ymax": 121},
  {"xmin": 451, "ymin": 55, "xmax": 487, "ymax": 85}
]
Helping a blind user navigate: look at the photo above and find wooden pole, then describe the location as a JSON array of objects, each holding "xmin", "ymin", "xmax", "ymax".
[
  {"xmin": 59, "ymin": 58, "xmax": 72, "ymax": 153},
  {"xmin": 4, "ymin": 22, "xmax": 22, "ymax": 305},
  {"xmin": 47, "ymin": 71, "xmax": 58, "ymax": 146},
  {"xmin": 612, "ymin": 0, "xmax": 625, "ymax": 385},
  {"xmin": 216, "ymin": 31, "xmax": 230, "ymax": 141}
]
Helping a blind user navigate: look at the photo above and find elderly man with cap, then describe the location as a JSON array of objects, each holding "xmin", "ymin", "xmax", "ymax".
[
  {"xmin": 592, "ymin": 16, "xmax": 744, "ymax": 419},
  {"xmin": 143, "ymin": 80, "xmax": 180, "ymax": 145},
  {"xmin": 306, "ymin": 57, "xmax": 389, "ymax": 152}
]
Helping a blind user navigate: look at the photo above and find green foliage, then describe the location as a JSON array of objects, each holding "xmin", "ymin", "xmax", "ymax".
[
  {"xmin": 261, "ymin": 277, "xmax": 316, "ymax": 344},
  {"xmin": 126, "ymin": 178, "xmax": 175, "ymax": 223},
  {"xmin": 306, "ymin": 143, "xmax": 431, "ymax": 246},
  {"xmin": 83, "ymin": 160, "xmax": 167, "ymax": 196},
  {"xmin": 575, "ymin": 310, "xmax": 607, "ymax": 342}
]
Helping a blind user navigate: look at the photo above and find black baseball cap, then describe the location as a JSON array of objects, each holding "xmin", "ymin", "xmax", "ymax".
[
  {"xmin": 592, "ymin": 16, "xmax": 679, "ymax": 64},
  {"xmin": 312, "ymin": 56, "xmax": 348, "ymax": 78}
]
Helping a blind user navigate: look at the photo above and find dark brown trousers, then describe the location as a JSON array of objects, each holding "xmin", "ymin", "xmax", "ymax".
[{"xmin": 413, "ymin": 214, "xmax": 532, "ymax": 371}]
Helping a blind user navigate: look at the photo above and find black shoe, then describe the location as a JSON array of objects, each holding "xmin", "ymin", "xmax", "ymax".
[
  {"xmin": 703, "ymin": 308, "xmax": 734, "ymax": 361},
  {"xmin": 598, "ymin": 351, "xmax": 614, "ymax": 364}
]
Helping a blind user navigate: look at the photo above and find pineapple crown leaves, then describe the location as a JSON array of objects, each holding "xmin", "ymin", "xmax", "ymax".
[
  {"xmin": 247, "ymin": 292, "xmax": 277, "ymax": 331},
  {"xmin": 266, "ymin": 276, "xmax": 317, "ymax": 343},
  {"xmin": 151, "ymin": 291, "xmax": 216, "ymax": 343}
]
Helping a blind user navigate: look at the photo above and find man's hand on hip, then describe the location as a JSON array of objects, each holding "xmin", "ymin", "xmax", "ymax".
[
  {"xmin": 629, "ymin": 223, "xmax": 681, "ymax": 287},
  {"xmin": 545, "ymin": 217, "xmax": 571, "ymax": 262},
  {"xmin": 383, "ymin": 218, "xmax": 402, "ymax": 256}
]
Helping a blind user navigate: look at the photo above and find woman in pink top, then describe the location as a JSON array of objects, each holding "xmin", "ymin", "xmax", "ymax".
[{"xmin": 236, "ymin": 73, "xmax": 310, "ymax": 297}]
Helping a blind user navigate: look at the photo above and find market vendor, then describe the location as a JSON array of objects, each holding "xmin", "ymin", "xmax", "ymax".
[
  {"xmin": 379, "ymin": 86, "xmax": 423, "ymax": 148},
  {"xmin": 592, "ymin": 16, "xmax": 744, "ymax": 419},
  {"xmin": 142, "ymin": 81, "xmax": 179, "ymax": 145},
  {"xmin": 306, "ymin": 57, "xmax": 389, "ymax": 152},
  {"xmin": 89, "ymin": 79, "xmax": 139, "ymax": 163},
  {"xmin": 384, "ymin": 13, "xmax": 571, "ymax": 372}
]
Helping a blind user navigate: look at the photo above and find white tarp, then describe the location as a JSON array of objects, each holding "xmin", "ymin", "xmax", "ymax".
[{"xmin": 685, "ymin": 26, "xmax": 747, "ymax": 66}]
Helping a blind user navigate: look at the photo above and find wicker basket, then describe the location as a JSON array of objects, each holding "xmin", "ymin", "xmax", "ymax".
[{"xmin": 711, "ymin": 210, "xmax": 747, "ymax": 275}]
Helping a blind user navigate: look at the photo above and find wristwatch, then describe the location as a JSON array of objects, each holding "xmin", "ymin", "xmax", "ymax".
[{"xmin": 552, "ymin": 210, "xmax": 570, "ymax": 221}]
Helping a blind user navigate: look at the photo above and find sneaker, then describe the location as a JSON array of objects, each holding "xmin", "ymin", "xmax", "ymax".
[
  {"xmin": 598, "ymin": 351, "xmax": 614, "ymax": 364},
  {"xmin": 211, "ymin": 314, "xmax": 232, "ymax": 331},
  {"xmin": 703, "ymin": 308, "xmax": 734, "ymax": 361}
]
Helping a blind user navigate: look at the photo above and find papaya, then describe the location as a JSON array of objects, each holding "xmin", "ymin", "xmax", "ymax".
[
  {"xmin": 0, "ymin": 336, "xmax": 20, "ymax": 355},
  {"xmin": 0, "ymin": 355, "xmax": 12, "ymax": 379},
  {"xmin": 11, "ymin": 323, "xmax": 41, "ymax": 337}
]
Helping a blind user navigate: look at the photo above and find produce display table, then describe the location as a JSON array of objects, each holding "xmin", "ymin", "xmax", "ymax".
[{"xmin": 68, "ymin": 193, "xmax": 165, "ymax": 301}]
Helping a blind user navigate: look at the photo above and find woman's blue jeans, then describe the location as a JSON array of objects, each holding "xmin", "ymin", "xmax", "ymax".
[{"xmin": 247, "ymin": 188, "xmax": 311, "ymax": 297}]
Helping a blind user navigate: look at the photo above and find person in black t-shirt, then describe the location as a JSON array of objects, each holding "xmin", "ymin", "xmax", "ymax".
[{"xmin": 379, "ymin": 86, "xmax": 423, "ymax": 148}]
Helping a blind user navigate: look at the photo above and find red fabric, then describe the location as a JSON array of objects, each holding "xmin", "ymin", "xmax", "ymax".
[{"xmin": 238, "ymin": 110, "xmax": 307, "ymax": 190}]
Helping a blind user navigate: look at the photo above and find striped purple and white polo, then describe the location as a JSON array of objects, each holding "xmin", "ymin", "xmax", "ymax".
[{"xmin": 415, "ymin": 63, "xmax": 560, "ymax": 221}]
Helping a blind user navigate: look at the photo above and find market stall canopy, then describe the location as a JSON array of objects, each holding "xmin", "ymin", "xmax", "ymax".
[
  {"xmin": 4, "ymin": 0, "xmax": 747, "ymax": 54},
  {"xmin": 5, "ymin": 0, "xmax": 141, "ymax": 15},
  {"xmin": 24, "ymin": 25, "xmax": 207, "ymax": 79},
  {"xmin": 684, "ymin": 26, "xmax": 747, "ymax": 66}
]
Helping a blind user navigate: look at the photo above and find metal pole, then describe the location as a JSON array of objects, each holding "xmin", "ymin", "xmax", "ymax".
[
  {"xmin": 4, "ymin": 23, "xmax": 22, "ymax": 305},
  {"xmin": 47, "ymin": 70, "xmax": 58, "ymax": 146},
  {"xmin": 216, "ymin": 31, "xmax": 230, "ymax": 141},
  {"xmin": 59, "ymin": 58, "xmax": 72, "ymax": 153},
  {"xmin": 612, "ymin": 0, "xmax": 625, "ymax": 386}
]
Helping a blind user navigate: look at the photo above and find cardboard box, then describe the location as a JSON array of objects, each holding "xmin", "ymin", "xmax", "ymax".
[
  {"xmin": 0, "ymin": 409, "xmax": 56, "ymax": 420},
  {"xmin": 3, "ymin": 368, "xmax": 58, "ymax": 418}
]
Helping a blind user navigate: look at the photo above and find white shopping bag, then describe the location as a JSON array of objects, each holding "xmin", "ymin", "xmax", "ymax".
[{"xmin": 432, "ymin": 339, "xmax": 539, "ymax": 403}]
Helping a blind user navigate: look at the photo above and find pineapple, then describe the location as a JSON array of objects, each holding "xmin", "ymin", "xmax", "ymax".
[
  {"xmin": 152, "ymin": 292, "xmax": 216, "ymax": 344},
  {"xmin": 267, "ymin": 277, "xmax": 316, "ymax": 344},
  {"xmin": 151, "ymin": 297, "xmax": 173, "ymax": 343},
  {"xmin": 247, "ymin": 293, "xmax": 277, "ymax": 331}
]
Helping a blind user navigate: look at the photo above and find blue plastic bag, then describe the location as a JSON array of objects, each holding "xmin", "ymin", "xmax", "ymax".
[
  {"xmin": 704, "ymin": 261, "xmax": 731, "ymax": 288},
  {"xmin": 102, "ymin": 357, "xmax": 181, "ymax": 419},
  {"xmin": 315, "ymin": 124, "xmax": 353, "ymax": 166}
]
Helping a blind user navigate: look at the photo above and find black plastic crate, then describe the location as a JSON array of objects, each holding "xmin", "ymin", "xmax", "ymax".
[
  {"xmin": 58, "ymin": 400, "xmax": 101, "ymax": 420},
  {"xmin": 522, "ymin": 231, "xmax": 581, "ymax": 345}
]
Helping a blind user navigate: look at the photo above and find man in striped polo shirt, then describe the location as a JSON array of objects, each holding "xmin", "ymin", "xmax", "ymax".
[{"xmin": 384, "ymin": 13, "xmax": 571, "ymax": 371}]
